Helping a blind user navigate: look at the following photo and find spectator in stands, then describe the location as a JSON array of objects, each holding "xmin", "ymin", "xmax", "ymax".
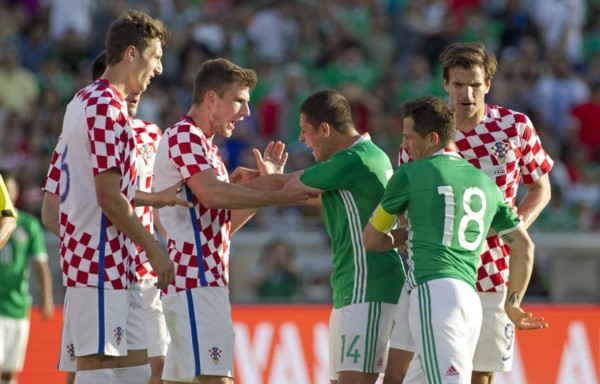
[{"xmin": 248, "ymin": 239, "xmax": 304, "ymax": 302}]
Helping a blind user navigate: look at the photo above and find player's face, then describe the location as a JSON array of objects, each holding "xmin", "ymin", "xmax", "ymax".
[
  {"xmin": 126, "ymin": 92, "xmax": 141, "ymax": 117},
  {"xmin": 402, "ymin": 117, "xmax": 431, "ymax": 160},
  {"xmin": 443, "ymin": 65, "xmax": 490, "ymax": 123},
  {"xmin": 131, "ymin": 39, "xmax": 163, "ymax": 94},
  {"xmin": 299, "ymin": 113, "xmax": 328, "ymax": 162},
  {"xmin": 209, "ymin": 84, "xmax": 251, "ymax": 138}
]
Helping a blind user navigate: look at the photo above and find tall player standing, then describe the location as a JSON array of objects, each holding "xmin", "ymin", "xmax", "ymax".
[
  {"xmin": 41, "ymin": 10, "xmax": 174, "ymax": 384},
  {"xmin": 384, "ymin": 42, "xmax": 553, "ymax": 384}
]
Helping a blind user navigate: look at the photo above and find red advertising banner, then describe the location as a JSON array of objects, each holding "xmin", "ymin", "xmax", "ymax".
[{"xmin": 20, "ymin": 304, "xmax": 600, "ymax": 384}]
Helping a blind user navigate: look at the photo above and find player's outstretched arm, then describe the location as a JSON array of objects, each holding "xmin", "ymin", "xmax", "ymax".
[
  {"xmin": 135, "ymin": 181, "xmax": 193, "ymax": 209},
  {"xmin": 502, "ymin": 226, "xmax": 549, "ymax": 330},
  {"xmin": 363, "ymin": 205, "xmax": 405, "ymax": 251}
]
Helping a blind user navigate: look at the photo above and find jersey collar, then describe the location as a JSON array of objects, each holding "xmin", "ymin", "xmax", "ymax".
[{"xmin": 351, "ymin": 132, "xmax": 371, "ymax": 147}]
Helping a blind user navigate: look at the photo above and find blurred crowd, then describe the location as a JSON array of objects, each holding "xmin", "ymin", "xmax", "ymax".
[{"xmin": 1, "ymin": 0, "xmax": 600, "ymax": 231}]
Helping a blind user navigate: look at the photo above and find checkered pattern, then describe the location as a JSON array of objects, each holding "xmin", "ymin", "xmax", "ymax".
[
  {"xmin": 42, "ymin": 137, "xmax": 62, "ymax": 194},
  {"xmin": 399, "ymin": 105, "xmax": 553, "ymax": 292},
  {"xmin": 154, "ymin": 116, "xmax": 231, "ymax": 294},
  {"xmin": 131, "ymin": 118, "xmax": 162, "ymax": 280},
  {"xmin": 54, "ymin": 80, "xmax": 138, "ymax": 289}
]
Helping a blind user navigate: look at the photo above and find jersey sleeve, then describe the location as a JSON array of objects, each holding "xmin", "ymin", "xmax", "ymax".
[
  {"xmin": 380, "ymin": 166, "xmax": 410, "ymax": 215},
  {"xmin": 518, "ymin": 114, "xmax": 554, "ymax": 184},
  {"xmin": 300, "ymin": 151, "xmax": 361, "ymax": 190},
  {"xmin": 168, "ymin": 126, "xmax": 214, "ymax": 182},
  {"xmin": 0, "ymin": 176, "xmax": 16, "ymax": 218},
  {"xmin": 27, "ymin": 218, "xmax": 49, "ymax": 261},
  {"xmin": 87, "ymin": 98, "xmax": 127, "ymax": 176},
  {"xmin": 42, "ymin": 138, "xmax": 62, "ymax": 194}
]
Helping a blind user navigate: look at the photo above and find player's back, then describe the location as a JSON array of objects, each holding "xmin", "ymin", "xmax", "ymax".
[{"xmin": 399, "ymin": 153, "xmax": 507, "ymax": 289}]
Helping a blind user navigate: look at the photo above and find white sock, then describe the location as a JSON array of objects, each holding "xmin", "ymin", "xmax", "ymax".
[
  {"xmin": 74, "ymin": 368, "xmax": 113, "ymax": 384},
  {"xmin": 113, "ymin": 364, "xmax": 151, "ymax": 384}
]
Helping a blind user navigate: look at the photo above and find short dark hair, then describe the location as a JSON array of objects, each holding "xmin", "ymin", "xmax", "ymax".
[
  {"xmin": 402, "ymin": 96, "xmax": 455, "ymax": 145},
  {"xmin": 91, "ymin": 51, "xmax": 107, "ymax": 81},
  {"xmin": 192, "ymin": 58, "xmax": 258, "ymax": 105},
  {"xmin": 439, "ymin": 42, "xmax": 498, "ymax": 83},
  {"xmin": 105, "ymin": 10, "xmax": 169, "ymax": 66},
  {"xmin": 299, "ymin": 90, "xmax": 354, "ymax": 134}
]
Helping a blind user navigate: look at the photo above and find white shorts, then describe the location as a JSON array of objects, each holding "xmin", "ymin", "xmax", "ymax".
[
  {"xmin": 472, "ymin": 291, "xmax": 514, "ymax": 372},
  {"xmin": 62, "ymin": 287, "xmax": 130, "ymax": 360},
  {"xmin": 162, "ymin": 287, "xmax": 234, "ymax": 382},
  {"xmin": 58, "ymin": 285, "xmax": 147, "ymax": 372},
  {"xmin": 127, "ymin": 282, "xmax": 148, "ymax": 350},
  {"xmin": 405, "ymin": 278, "xmax": 482, "ymax": 384},
  {"xmin": 389, "ymin": 284, "xmax": 414, "ymax": 351},
  {"xmin": 0, "ymin": 316, "xmax": 30, "ymax": 372},
  {"xmin": 329, "ymin": 302, "xmax": 396, "ymax": 380},
  {"xmin": 140, "ymin": 276, "xmax": 169, "ymax": 357}
]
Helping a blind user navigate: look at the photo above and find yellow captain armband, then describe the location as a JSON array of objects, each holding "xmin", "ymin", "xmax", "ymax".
[{"xmin": 369, "ymin": 204, "xmax": 396, "ymax": 233}]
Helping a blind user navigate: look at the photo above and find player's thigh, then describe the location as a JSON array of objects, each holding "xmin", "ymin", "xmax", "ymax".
[
  {"xmin": 408, "ymin": 278, "xmax": 481, "ymax": 384},
  {"xmin": 0, "ymin": 316, "xmax": 29, "ymax": 372},
  {"xmin": 64, "ymin": 287, "xmax": 129, "ymax": 358},
  {"xmin": 389, "ymin": 284, "xmax": 414, "ymax": 351},
  {"xmin": 473, "ymin": 291, "xmax": 514, "ymax": 373},
  {"xmin": 329, "ymin": 302, "xmax": 396, "ymax": 381},
  {"xmin": 162, "ymin": 287, "xmax": 234, "ymax": 383},
  {"xmin": 141, "ymin": 276, "xmax": 169, "ymax": 358}
]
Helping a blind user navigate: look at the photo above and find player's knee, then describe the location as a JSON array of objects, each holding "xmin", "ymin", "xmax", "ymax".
[{"xmin": 471, "ymin": 371, "xmax": 495, "ymax": 384}]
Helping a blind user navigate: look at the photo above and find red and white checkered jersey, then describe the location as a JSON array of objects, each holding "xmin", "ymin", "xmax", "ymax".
[
  {"xmin": 131, "ymin": 118, "xmax": 162, "ymax": 280},
  {"xmin": 45, "ymin": 79, "xmax": 138, "ymax": 290},
  {"xmin": 43, "ymin": 136, "xmax": 62, "ymax": 195},
  {"xmin": 153, "ymin": 116, "xmax": 231, "ymax": 294},
  {"xmin": 399, "ymin": 104, "xmax": 553, "ymax": 292}
]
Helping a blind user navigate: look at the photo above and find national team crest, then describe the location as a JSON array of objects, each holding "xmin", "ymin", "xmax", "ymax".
[
  {"xmin": 66, "ymin": 343, "xmax": 76, "ymax": 361},
  {"xmin": 114, "ymin": 326, "xmax": 125, "ymax": 345},
  {"xmin": 490, "ymin": 141, "xmax": 509, "ymax": 165},
  {"xmin": 139, "ymin": 143, "xmax": 154, "ymax": 163},
  {"xmin": 208, "ymin": 347, "xmax": 222, "ymax": 365}
]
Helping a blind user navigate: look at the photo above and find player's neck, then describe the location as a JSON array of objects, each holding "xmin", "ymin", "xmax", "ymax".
[
  {"xmin": 456, "ymin": 109, "xmax": 485, "ymax": 133},
  {"xmin": 102, "ymin": 66, "xmax": 129, "ymax": 99}
]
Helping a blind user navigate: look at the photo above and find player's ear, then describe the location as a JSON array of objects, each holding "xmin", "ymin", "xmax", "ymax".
[
  {"xmin": 320, "ymin": 122, "xmax": 330, "ymax": 137},
  {"xmin": 429, "ymin": 132, "xmax": 440, "ymax": 145}
]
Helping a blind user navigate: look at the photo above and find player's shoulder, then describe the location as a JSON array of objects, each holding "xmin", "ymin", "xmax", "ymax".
[
  {"xmin": 486, "ymin": 104, "xmax": 531, "ymax": 125},
  {"xmin": 132, "ymin": 119, "xmax": 162, "ymax": 135}
]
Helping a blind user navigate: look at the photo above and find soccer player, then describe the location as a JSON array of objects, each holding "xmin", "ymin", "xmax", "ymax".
[
  {"xmin": 263, "ymin": 89, "xmax": 405, "ymax": 384},
  {"xmin": 0, "ymin": 175, "xmax": 16, "ymax": 249},
  {"xmin": 385, "ymin": 42, "xmax": 554, "ymax": 384},
  {"xmin": 42, "ymin": 10, "xmax": 174, "ymax": 384},
  {"xmin": 363, "ymin": 96, "xmax": 548, "ymax": 384},
  {"xmin": 152, "ymin": 58, "xmax": 319, "ymax": 384},
  {"xmin": 0, "ymin": 170, "xmax": 54, "ymax": 384}
]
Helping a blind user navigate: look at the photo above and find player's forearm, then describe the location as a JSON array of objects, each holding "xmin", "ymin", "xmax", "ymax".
[
  {"xmin": 35, "ymin": 260, "xmax": 54, "ymax": 317},
  {"xmin": 518, "ymin": 175, "xmax": 551, "ymax": 229},
  {"xmin": 242, "ymin": 174, "xmax": 290, "ymax": 190},
  {"xmin": 502, "ymin": 230, "xmax": 534, "ymax": 309},
  {"xmin": 363, "ymin": 222, "xmax": 394, "ymax": 251},
  {"xmin": 41, "ymin": 192, "xmax": 60, "ymax": 236},
  {"xmin": 0, "ymin": 217, "xmax": 16, "ymax": 248}
]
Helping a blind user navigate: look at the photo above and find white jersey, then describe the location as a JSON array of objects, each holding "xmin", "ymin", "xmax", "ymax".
[
  {"xmin": 131, "ymin": 118, "xmax": 162, "ymax": 280},
  {"xmin": 53, "ymin": 79, "xmax": 137, "ymax": 290},
  {"xmin": 153, "ymin": 115, "xmax": 231, "ymax": 295}
]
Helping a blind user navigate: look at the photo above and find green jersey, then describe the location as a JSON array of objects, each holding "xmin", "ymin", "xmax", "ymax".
[
  {"xmin": 381, "ymin": 152, "xmax": 520, "ymax": 291},
  {"xmin": 301, "ymin": 135, "xmax": 405, "ymax": 308},
  {"xmin": 0, "ymin": 210, "xmax": 48, "ymax": 319}
]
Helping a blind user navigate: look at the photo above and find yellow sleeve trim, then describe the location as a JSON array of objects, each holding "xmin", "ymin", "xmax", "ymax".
[
  {"xmin": 369, "ymin": 204, "xmax": 396, "ymax": 233},
  {"xmin": 0, "ymin": 175, "xmax": 16, "ymax": 217}
]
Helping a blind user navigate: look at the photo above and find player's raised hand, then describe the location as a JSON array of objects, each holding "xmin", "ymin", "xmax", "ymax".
[
  {"xmin": 505, "ymin": 305, "xmax": 549, "ymax": 330},
  {"xmin": 253, "ymin": 140, "xmax": 288, "ymax": 176}
]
